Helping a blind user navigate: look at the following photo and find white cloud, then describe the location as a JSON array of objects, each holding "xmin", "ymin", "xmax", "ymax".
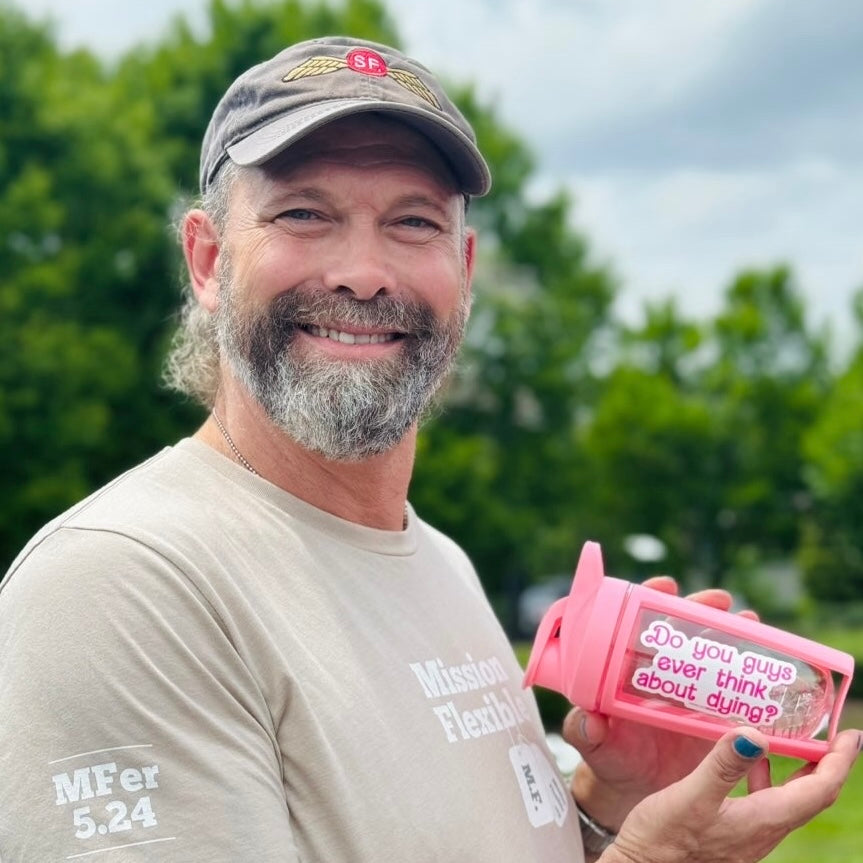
[
  {"xmin": 569, "ymin": 162, "xmax": 863, "ymax": 344},
  {"xmin": 387, "ymin": 0, "xmax": 756, "ymax": 144},
  {"xmin": 25, "ymin": 0, "xmax": 206, "ymax": 54}
]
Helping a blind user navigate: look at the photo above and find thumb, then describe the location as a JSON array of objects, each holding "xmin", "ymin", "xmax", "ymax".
[
  {"xmin": 685, "ymin": 728, "xmax": 769, "ymax": 810},
  {"xmin": 561, "ymin": 707, "xmax": 610, "ymax": 755}
]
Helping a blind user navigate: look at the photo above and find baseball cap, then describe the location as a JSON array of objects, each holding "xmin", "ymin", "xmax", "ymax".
[{"xmin": 200, "ymin": 36, "xmax": 492, "ymax": 197}]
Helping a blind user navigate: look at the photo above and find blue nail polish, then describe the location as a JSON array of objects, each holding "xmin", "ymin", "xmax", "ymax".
[{"xmin": 734, "ymin": 736, "xmax": 764, "ymax": 759}]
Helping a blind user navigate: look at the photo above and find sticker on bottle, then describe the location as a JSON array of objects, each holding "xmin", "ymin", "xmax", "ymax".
[
  {"xmin": 630, "ymin": 620, "xmax": 800, "ymax": 727},
  {"xmin": 509, "ymin": 742, "xmax": 569, "ymax": 828}
]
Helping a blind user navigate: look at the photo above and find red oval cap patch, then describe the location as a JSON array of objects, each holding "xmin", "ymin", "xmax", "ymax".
[{"xmin": 346, "ymin": 48, "xmax": 388, "ymax": 77}]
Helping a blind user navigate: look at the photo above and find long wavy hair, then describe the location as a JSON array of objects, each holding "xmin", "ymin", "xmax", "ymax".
[{"xmin": 162, "ymin": 162, "xmax": 239, "ymax": 408}]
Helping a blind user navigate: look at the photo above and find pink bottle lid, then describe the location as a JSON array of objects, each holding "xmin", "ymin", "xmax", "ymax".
[{"xmin": 524, "ymin": 541, "xmax": 630, "ymax": 709}]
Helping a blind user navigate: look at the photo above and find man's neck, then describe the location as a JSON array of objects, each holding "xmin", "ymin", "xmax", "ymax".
[{"xmin": 196, "ymin": 389, "xmax": 415, "ymax": 532}]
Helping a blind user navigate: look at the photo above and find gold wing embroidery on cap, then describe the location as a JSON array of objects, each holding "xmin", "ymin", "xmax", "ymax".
[
  {"xmin": 389, "ymin": 69, "xmax": 441, "ymax": 110},
  {"xmin": 282, "ymin": 56, "xmax": 347, "ymax": 82}
]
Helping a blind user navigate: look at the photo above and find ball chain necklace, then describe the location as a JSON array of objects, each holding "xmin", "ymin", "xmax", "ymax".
[
  {"xmin": 210, "ymin": 407, "xmax": 409, "ymax": 530},
  {"xmin": 211, "ymin": 408, "xmax": 259, "ymax": 476}
]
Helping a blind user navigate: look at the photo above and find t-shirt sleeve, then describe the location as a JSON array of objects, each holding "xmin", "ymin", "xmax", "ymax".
[{"xmin": 0, "ymin": 527, "xmax": 297, "ymax": 862}]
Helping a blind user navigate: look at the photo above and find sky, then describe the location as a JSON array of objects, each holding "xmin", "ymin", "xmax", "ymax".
[{"xmin": 22, "ymin": 0, "xmax": 863, "ymax": 353}]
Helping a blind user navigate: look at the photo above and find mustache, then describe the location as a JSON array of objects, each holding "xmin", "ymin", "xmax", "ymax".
[{"xmin": 263, "ymin": 290, "xmax": 440, "ymax": 337}]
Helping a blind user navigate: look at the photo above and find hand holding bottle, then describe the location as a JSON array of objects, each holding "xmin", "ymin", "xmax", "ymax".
[
  {"xmin": 562, "ymin": 576, "xmax": 753, "ymax": 827},
  {"xmin": 534, "ymin": 542, "xmax": 860, "ymax": 861},
  {"xmin": 595, "ymin": 727, "xmax": 860, "ymax": 863}
]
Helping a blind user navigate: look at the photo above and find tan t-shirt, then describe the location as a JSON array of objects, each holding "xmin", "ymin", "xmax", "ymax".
[{"xmin": 0, "ymin": 439, "xmax": 583, "ymax": 861}]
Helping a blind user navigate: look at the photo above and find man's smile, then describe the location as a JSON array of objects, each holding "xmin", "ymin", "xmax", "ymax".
[{"xmin": 302, "ymin": 324, "xmax": 401, "ymax": 345}]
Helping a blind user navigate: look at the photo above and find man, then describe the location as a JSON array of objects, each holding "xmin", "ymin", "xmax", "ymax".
[{"xmin": 0, "ymin": 36, "xmax": 858, "ymax": 862}]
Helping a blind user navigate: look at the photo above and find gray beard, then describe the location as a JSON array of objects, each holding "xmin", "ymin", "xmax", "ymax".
[{"xmin": 217, "ymin": 285, "xmax": 468, "ymax": 462}]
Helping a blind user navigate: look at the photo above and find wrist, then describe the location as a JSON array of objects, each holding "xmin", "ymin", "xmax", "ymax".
[
  {"xmin": 575, "ymin": 798, "xmax": 618, "ymax": 857},
  {"xmin": 571, "ymin": 764, "xmax": 633, "ymax": 833}
]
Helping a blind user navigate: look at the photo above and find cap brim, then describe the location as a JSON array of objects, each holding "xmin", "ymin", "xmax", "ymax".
[{"xmin": 225, "ymin": 98, "xmax": 491, "ymax": 196}]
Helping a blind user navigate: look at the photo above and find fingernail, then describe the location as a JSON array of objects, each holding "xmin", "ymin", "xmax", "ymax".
[
  {"xmin": 734, "ymin": 736, "xmax": 764, "ymax": 759},
  {"xmin": 578, "ymin": 712, "xmax": 591, "ymax": 744}
]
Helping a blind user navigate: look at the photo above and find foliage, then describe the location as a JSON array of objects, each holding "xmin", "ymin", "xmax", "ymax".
[
  {"xmin": 0, "ymin": 6, "xmax": 184, "ymax": 560},
  {"xmin": 799, "ymin": 317, "xmax": 863, "ymax": 602},
  {"xmin": 580, "ymin": 268, "xmax": 832, "ymax": 595}
]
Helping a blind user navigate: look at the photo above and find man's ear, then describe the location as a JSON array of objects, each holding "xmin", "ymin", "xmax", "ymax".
[
  {"xmin": 464, "ymin": 228, "xmax": 478, "ymax": 298},
  {"xmin": 182, "ymin": 210, "xmax": 222, "ymax": 313}
]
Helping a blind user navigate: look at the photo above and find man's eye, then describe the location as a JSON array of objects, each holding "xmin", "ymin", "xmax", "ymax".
[
  {"xmin": 399, "ymin": 216, "xmax": 436, "ymax": 229},
  {"xmin": 278, "ymin": 209, "xmax": 319, "ymax": 221}
]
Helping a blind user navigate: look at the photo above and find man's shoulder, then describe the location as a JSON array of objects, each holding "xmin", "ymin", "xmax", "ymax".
[
  {"xmin": 415, "ymin": 516, "xmax": 485, "ymax": 591},
  {"xmin": 41, "ymin": 442, "xmax": 205, "ymax": 528},
  {"xmin": 3, "ymin": 441, "xmax": 224, "ymax": 582},
  {"xmin": 417, "ymin": 517, "xmax": 469, "ymax": 559}
]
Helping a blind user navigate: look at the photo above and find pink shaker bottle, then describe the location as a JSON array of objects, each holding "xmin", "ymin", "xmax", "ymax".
[{"xmin": 524, "ymin": 541, "xmax": 854, "ymax": 761}]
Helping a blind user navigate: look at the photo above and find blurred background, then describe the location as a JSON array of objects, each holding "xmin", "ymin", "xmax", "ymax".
[{"xmin": 2, "ymin": 2, "xmax": 862, "ymax": 854}]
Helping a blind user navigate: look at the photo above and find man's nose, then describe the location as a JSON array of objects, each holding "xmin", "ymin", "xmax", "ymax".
[{"xmin": 320, "ymin": 230, "xmax": 395, "ymax": 300}]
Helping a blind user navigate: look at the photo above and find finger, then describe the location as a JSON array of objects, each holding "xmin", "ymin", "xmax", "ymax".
[
  {"xmin": 683, "ymin": 729, "xmax": 769, "ymax": 811},
  {"xmin": 642, "ymin": 575, "xmax": 678, "ymax": 595},
  {"xmin": 683, "ymin": 588, "xmax": 735, "ymax": 610},
  {"xmin": 761, "ymin": 729, "xmax": 860, "ymax": 829},
  {"xmin": 738, "ymin": 609, "xmax": 760, "ymax": 622},
  {"xmin": 784, "ymin": 761, "xmax": 816, "ymax": 783},
  {"xmin": 561, "ymin": 707, "xmax": 609, "ymax": 755},
  {"xmin": 747, "ymin": 755, "xmax": 772, "ymax": 793},
  {"xmin": 782, "ymin": 729, "xmax": 860, "ymax": 784}
]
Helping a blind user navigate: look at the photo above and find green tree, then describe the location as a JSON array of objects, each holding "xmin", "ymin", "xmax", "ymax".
[
  {"xmin": 0, "ymin": 6, "xmax": 179, "ymax": 563},
  {"xmin": 706, "ymin": 267, "xmax": 830, "ymax": 563},
  {"xmin": 580, "ymin": 358, "xmax": 720, "ymax": 581},
  {"xmin": 579, "ymin": 268, "xmax": 830, "ymax": 596},
  {"xmin": 578, "ymin": 300, "xmax": 724, "ymax": 580},
  {"xmin": 799, "ymin": 290, "xmax": 863, "ymax": 604}
]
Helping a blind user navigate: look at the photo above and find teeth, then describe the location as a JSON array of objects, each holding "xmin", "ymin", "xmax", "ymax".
[{"xmin": 307, "ymin": 325, "xmax": 396, "ymax": 345}]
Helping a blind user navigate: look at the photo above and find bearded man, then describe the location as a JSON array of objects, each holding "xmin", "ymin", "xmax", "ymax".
[{"xmin": 1, "ymin": 36, "xmax": 857, "ymax": 863}]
